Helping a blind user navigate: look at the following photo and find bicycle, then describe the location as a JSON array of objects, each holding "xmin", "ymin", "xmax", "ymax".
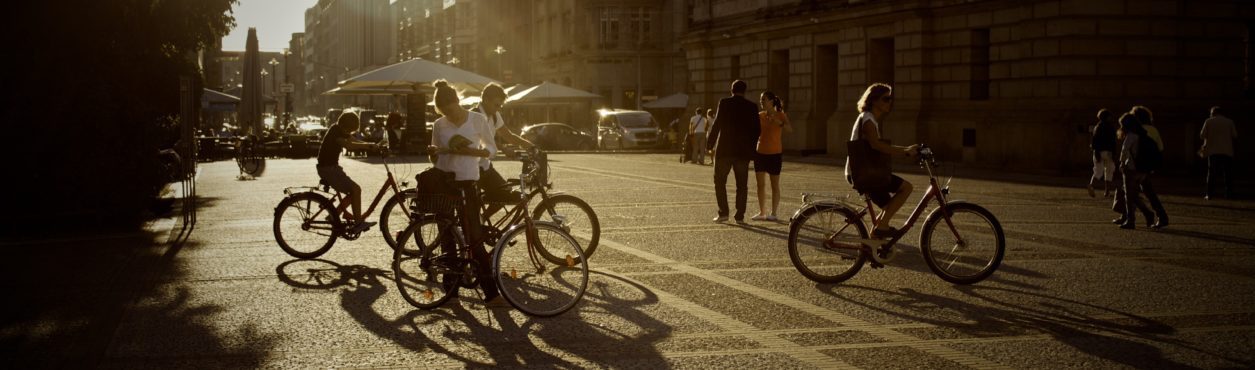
[
  {"xmin": 236, "ymin": 135, "xmax": 265, "ymax": 176},
  {"xmin": 272, "ymin": 147, "xmax": 416, "ymax": 258},
  {"xmin": 392, "ymin": 149, "xmax": 589, "ymax": 317},
  {"xmin": 787, "ymin": 144, "xmax": 1006, "ymax": 285},
  {"xmin": 393, "ymin": 148, "xmax": 600, "ymax": 264}
]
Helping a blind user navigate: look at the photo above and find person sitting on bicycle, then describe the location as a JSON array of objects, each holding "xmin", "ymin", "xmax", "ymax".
[
  {"xmin": 475, "ymin": 83, "xmax": 535, "ymax": 205},
  {"xmin": 317, "ymin": 110, "xmax": 381, "ymax": 234},
  {"xmin": 425, "ymin": 80, "xmax": 507, "ymax": 307},
  {"xmin": 845, "ymin": 83, "xmax": 919, "ymax": 239}
]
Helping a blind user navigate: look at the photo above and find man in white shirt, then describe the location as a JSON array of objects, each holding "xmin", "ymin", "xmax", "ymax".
[
  {"xmin": 476, "ymin": 83, "xmax": 533, "ymax": 203},
  {"xmin": 1201, "ymin": 106, "xmax": 1238, "ymax": 199},
  {"xmin": 690, "ymin": 108, "xmax": 709, "ymax": 165}
]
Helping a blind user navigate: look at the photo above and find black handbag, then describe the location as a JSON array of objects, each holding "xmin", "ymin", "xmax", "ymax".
[{"xmin": 846, "ymin": 138, "xmax": 893, "ymax": 191}]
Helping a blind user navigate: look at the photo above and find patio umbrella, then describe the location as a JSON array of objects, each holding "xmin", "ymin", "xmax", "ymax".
[
  {"xmin": 506, "ymin": 82, "xmax": 602, "ymax": 124},
  {"xmin": 238, "ymin": 28, "xmax": 263, "ymax": 134},
  {"xmin": 202, "ymin": 88, "xmax": 240, "ymax": 112},
  {"xmin": 332, "ymin": 58, "xmax": 499, "ymax": 94},
  {"xmin": 642, "ymin": 93, "xmax": 688, "ymax": 109}
]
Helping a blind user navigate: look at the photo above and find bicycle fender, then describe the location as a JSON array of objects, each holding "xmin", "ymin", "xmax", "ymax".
[{"xmin": 789, "ymin": 201, "xmax": 841, "ymax": 223}]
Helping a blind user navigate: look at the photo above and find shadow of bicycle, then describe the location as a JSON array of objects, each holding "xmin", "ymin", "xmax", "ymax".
[{"xmin": 275, "ymin": 259, "xmax": 674, "ymax": 367}]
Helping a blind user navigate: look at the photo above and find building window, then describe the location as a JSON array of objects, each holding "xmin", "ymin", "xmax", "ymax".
[
  {"xmin": 869, "ymin": 37, "xmax": 895, "ymax": 85},
  {"xmin": 971, "ymin": 29, "xmax": 991, "ymax": 100},
  {"xmin": 599, "ymin": 7, "xmax": 621, "ymax": 49},
  {"xmin": 963, "ymin": 128, "xmax": 977, "ymax": 147},
  {"xmin": 626, "ymin": 7, "xmax": 652, "ymax": 48},
  {"xmin": 770, "ymin": 49, "xmax": 790, "ymax": 102}
]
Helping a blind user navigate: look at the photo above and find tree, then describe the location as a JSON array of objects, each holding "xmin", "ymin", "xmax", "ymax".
[{"xmin": 3, "ymin": 1, "xmax": 238, "ymax": 232}]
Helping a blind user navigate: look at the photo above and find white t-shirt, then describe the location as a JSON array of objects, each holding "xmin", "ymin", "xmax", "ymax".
[
  {"xmin": 476, "ymin": 107, "xmax": 506, "ymax": 170},
  {"xmin": 691, "ymin": 114, "xmax": 707, "ymax": 133},
  {"xmin": 844, "ymin": 111, "xmax": 881, "ymax": 179},
  {"xmin": 432, "ymin": 111, "xmax": 497, "ymax": 181}
]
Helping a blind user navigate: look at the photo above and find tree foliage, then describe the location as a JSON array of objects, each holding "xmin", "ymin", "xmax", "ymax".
[{"xmin": 4, "ymin": 1, "xmax": 238, "ymax": 231}]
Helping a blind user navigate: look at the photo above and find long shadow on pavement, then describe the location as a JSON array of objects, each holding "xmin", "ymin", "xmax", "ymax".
[
  {"xmin": 276, "ymin": 260, "xmax": 672, "ymax": 367},
  {"xmin": 811, "ymin": 283, "xmax": 1251, "ymax": 368}
]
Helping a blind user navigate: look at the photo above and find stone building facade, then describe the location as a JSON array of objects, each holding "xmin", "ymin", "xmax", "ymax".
[
  {"xmin": 301, "ymin": 0, "xmax": 395, "ymax": 117},
  {"xmin": 682, "ymin": 0, "xmax": 1254, "ymax": 172}
]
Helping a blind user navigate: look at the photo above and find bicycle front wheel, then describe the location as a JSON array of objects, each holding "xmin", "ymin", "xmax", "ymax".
[
  {"xmin": 380, "ymin": 189, "xmax": 417, "ymax": 250},
  {"xmin": 919, "ymin": 201, "xmax": 1005, "ymax": 285},
  {"xmin": 493, "ymin": 221, "xmax": 588, "ymax": 317},
  {"xmin": 273, "ymin": 193, "xmax": 340, "ymax": 259},
  {"xmin": 787, "ymin": 205, "xmax": 868, "ymax": 284},
  {"xmin": 532, "ymin": 194, "xmax": 600, "ymax": 265},
  {"xmin": 393, "ymin": 216, "xmax": 460, "ymax": 309}
]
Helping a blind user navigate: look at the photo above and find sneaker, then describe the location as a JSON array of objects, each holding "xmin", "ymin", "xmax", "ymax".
[
  {"xmin": 712, "ymin": 215, "xmax": 728, "ymax": 223},
  {"xmin": 750, "ymin": 214, "xmax": 767, "ymax": 221},
  {"xmin": 349, "ymin": 221, "xmax": 376, "ymax": 234},
  {"xmin": 765, "ymin": 215, "xmax": 779, "ymax": 222}
]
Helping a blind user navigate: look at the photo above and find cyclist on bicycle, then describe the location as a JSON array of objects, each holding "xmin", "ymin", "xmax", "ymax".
[
  {"xmin": 426, "ymin": 80, "xmax": 507, "ymax": 307},
  {"xmin": 317, "ymin": 110, "xmax": 381, "ymax": 234},
  {"xmin": 845, "ymin": 83, "xmax": 918, "ymax": 239},
  {"xmin": 474, "ymin": 83, "xmax": 534, "ymax": 205}
]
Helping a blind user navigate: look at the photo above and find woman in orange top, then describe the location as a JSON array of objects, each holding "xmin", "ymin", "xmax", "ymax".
[{"xmin": 751, "ymin": 91, "xmax": 793, "ymax": 221}]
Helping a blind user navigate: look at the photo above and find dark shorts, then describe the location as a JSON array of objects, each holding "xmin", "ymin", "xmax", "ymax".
[
  {"xmin": 316, "ymin": 165, "xmax": 358, "ymax": 194},
  {"xmin": 865, "ymin": 175, "xmax": 906, "ymax": 208},
  {"xmin": 754, "ymin": 153, "xmax": 783, "ymax": 175}
]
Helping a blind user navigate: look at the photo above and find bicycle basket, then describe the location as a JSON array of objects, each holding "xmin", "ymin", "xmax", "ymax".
[
  {"xmin": 522, "ymin": 150, "xmax": 549, "ymax": 186},
  {"xmin": 411, "ymin": 193, "xmax": 458, "ymax": 216}
]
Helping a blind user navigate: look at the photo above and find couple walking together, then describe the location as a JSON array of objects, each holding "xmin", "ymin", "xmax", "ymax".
[{"xmin": 707, "ymin": 80, "xmax": 793, "ymax": 224}]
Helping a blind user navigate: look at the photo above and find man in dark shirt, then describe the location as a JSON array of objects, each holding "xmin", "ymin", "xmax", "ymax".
[
  {"xmin": 318, "ymin": 111, "xmax": 382, "ymax": 233},
  {"xmin": 706, "ymin": 80, "xmax": 761, "ymax": 224},
  {"xmin": 1089, "ymin": 109, "xmax": 1119, "ymax": 197}
]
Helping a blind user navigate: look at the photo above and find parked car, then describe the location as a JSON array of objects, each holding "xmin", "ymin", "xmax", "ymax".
[
  {"xmin": 596, "ymin": 109, "xmax": 662, "ymax": 149},
  {"xmin": 522, "ymin": 123, "xmax": 597, "ymax": 151}
]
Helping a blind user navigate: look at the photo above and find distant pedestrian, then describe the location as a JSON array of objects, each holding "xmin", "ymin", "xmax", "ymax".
[
  {"xmin": 1200, "ymin": 106, "xmax": 1237, "ymax": 199},
  {"xmin": 689, "ymin": 108, "xmax": 708, "ymax": 165},
  {"xmin": 751, "ymin": 91, "xmax": 792, "ymax": 222},
  {"xmin": 1116, "ymin": 113, "xmax": 1157, "ymax": 230},
  {"xmin": 707, "ymin": 80, "xmax": 761, "ymax": 224},
  {"xmin": 383, "ymin": 112, "xmax": 403, "ymax": 152},
  {"xmin": 1088, "ymin": 109, "xmax": 1119, "ymax": 198},
  {"xmin": 668, "ymin": 117, "xmax": 680, "ymax": 149},
  {"xmin": 1131, "ymin": 106, "xmax": 1168, "ymax": 228}
]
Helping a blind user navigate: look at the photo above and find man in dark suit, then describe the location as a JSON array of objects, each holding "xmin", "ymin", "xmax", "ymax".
[{"xmin": 706, "ymin": 80, "xmax": 761, "ymax": 223}]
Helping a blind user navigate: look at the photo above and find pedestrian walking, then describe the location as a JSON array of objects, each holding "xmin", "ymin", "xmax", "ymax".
[
  {"xmin": 1116, "ymin": 113, "xmax": 1158, "ymax": 230},
  {"xmin": 1131, "ymin": 105, "xmax": 1168, "ymax": 228},
  {"xmin": 707, "ymin": 80, "xmax": 761, "ymax": 224},
  {"xmin": 690, "ymin": 108, "xmax": 709, "ymax": 165},
  {"xmin": 1200, "ymin": 106, "xmax": 1237, "ymax": 199},
  {"xmin": 845, "ymin": 83, "xmax": 919, "ymax": 239},
  {"xmin": 751, "ymin": 91, "xmax": 792, "ymax": 222},
  {"xmin": 1088, "ymin": 109, "xmax": 1119, "ymax": 198}
]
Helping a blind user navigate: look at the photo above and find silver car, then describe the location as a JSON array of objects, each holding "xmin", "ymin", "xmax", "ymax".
[{"xmin": 596, "ymin": 109, "xmax": 663, "ymax": 150}]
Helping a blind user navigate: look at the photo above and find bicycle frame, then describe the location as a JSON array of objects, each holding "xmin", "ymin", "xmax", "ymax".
[
  {"xmin": 824, "ymin": 152, "xmax": 965, "ymax": 250},
  {"xmin": 330, "ymin": 169, "xmax": 403, "ymax": 222}
]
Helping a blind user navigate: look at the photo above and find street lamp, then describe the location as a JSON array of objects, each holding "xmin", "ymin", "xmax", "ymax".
[{"xmin": 493, "ymin": 45, "xmax": 507, "ymax": 80}]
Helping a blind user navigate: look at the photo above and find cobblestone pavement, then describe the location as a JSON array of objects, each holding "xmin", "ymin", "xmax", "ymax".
[{"xmin": 7, "ymin": 153, "xmax": 1255, "ymax": 368}]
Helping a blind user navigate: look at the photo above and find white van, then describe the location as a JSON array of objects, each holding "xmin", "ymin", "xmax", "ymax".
[{"xmin": 596, "ymin": 109, "xmax": 662, "ymax": 149}]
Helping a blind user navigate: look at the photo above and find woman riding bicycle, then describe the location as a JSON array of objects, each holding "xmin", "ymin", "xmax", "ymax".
[
  {"xmin": 425, "ymin": 80, "xmax": 507, "ymax": 307},
  {"xmin": 844, "ymin": 83, "xmax": 919, "ymax": 239}
]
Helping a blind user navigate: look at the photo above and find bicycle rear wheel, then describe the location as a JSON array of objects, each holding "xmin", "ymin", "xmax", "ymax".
[
  {"xmin": 273, "ymin": 193, "xmax": 339, "ymax": 259},
  {"xmin": 787, "ymin": 205, "xmax": 868, "ymax": 284},
  {"xmin": 919, "ymin": 201, "xmax": 1005, "ymax": 285},
  {"xmin": 380, "ymin": 189, "xmax": 417, "ymax": 250},
  {"xmin": 393, "ymin": 217, "xmax": 460, "ymax": 309},
  {"xmin": 531, "ymin": 194, "xmax": 599, "ymax": 265},
  {"xmin": 493, "ymin": 221, "xmax": 588, "ymax": 317}
]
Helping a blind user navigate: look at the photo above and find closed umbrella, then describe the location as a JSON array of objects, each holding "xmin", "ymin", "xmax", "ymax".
[{"xmin": 238, "ymin": 28, "xmax": 263, "ymax": 134}]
